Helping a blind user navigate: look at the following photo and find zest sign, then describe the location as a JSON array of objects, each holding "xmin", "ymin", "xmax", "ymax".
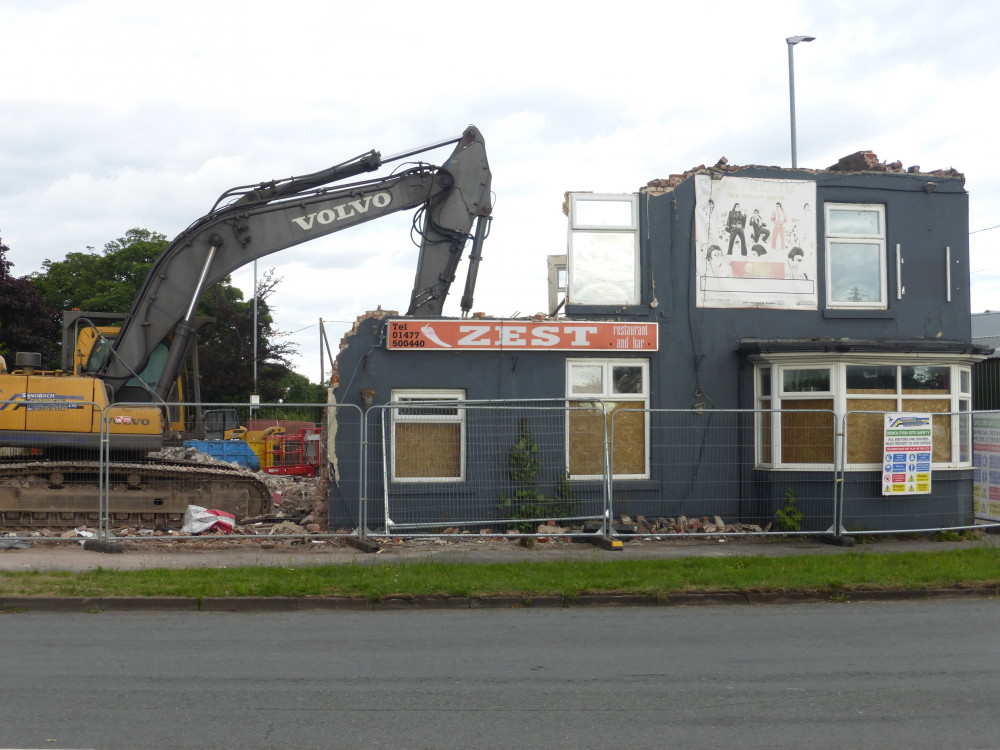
[{"xmin": 387, "ymin": 320, "xmax": 658, "ymax": 351}]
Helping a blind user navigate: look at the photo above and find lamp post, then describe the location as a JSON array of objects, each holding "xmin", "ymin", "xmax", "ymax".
[{"xmin": 786, "ymin": 34, "xmax": 815, "ymax": 168}]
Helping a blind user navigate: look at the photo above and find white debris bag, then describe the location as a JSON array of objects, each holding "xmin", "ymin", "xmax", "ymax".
[{"xmin": 180, "ymin": 505, "xmax": 236, "ymax": 535}]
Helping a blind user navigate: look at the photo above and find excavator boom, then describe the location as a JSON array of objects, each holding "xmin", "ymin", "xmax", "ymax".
[{"xmin": 101, "ymin": 126, "xmax": 492, "ymax": 403}]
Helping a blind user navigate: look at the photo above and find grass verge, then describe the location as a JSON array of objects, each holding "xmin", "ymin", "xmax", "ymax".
[{"xmin": 0, "ymin": 548, "xmax": 999, "ymax": 601}]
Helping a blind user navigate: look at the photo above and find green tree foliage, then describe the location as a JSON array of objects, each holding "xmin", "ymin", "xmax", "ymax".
[
  {"xmin": 31, "ymin": 228, "xmax": 165, "ymax": 313},
  {"xmin": 0, "ymin": 234, "xmax": 61, "ymax": 367},
  {"xmin": 195, "ymin": 269, "xmax": 298, "ymax": 402},
  {"xmin": 29, "ymin": 228, "xmax": 315, "ymax": 402}
]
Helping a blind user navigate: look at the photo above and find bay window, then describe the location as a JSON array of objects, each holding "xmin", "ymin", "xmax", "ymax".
[{"xmin": 756, "ymin": 359, "xmax": 972, "ymax": 469}]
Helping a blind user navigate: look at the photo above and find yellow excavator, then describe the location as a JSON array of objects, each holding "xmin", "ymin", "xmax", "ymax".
[{"xmin": 0, "ymin": 125, "xmax": 492, "ymax": 529}]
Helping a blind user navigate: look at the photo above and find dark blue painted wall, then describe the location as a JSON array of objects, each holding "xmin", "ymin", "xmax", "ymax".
[{"xmin": 331, "ymin": 164, "xmax": 974, "ymax": 531}]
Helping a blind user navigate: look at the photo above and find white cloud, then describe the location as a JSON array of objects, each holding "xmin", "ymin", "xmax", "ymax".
[{"xmin": 2, "ymin": 0, "xmax": 999, "ymax": 381}]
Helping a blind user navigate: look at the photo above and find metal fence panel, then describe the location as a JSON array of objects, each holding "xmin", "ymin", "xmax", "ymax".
[
  {"xmin": 0, "ymin": 400, "xmax": 108, "ymax": 533},
  {"xmin": 610, "ymin": 409, "xmax": 839, "ymax": 536},
  {"xmin": 837, "ymin": 409, "xmax": 996, "ymax": 535},
  {"xmin": 363, "ymin": 401, "xmax": 608, "ymax": 534}
]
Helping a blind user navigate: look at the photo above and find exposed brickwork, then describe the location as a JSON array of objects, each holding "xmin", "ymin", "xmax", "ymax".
[
  {"xmin": 640, "ymin": 151, "xmax": 965, "ymax": 196},
  {"xmin": 328, "ymin": 306, "xmax": 398, "ymax": 387}
]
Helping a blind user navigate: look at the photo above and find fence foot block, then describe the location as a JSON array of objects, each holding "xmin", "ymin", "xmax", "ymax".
[
  {"xmin": 819, "ymin": 534, "xmax": 855, "ymax": 548},
  {"xmin": 345, "ymin": 537, "xmax": 382, "ymax": 553},
  {"xmin": 573, "ymin": 535, "xmax": 623, "ymax": 551}
]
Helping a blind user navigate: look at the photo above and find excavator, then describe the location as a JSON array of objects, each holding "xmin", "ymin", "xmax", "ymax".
[{"xmin": 0, "ymin": 125, "xmax": 492, "ymax": 529}]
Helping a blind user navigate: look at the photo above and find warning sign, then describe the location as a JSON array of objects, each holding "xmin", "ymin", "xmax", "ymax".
[{"xmin": 882, "ymin": 413, "xmax": 932, "ymax": 496}]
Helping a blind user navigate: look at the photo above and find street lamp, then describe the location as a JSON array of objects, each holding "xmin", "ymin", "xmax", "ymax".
[{"xmin": 786, "ymin": 34, "xmax": 815, "ymax": 168}]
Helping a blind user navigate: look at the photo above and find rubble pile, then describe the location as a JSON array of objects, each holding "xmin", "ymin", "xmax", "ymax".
[
  {"xmin": 152, "ymin": 445, "xmax": 328, "ymax": 521},
  {"xmin": 617, "ymin": 515, "xmax": 768, "ymax": 535}
]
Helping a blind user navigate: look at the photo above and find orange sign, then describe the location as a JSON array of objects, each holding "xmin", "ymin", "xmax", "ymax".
[{"xmin": 387, "ymin": 320, "xmax": 658, "ymax": 351}]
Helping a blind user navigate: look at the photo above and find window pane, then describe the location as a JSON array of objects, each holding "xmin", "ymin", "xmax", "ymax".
[
  {"xmin": 961, "ymin": 369, "xmax": 971, "ymax": 394},
  {"xmin": 760, "ymin": 368, "xmax": 771, "ymax": 398},
  {"xmin": 902, "ymin": 399, "xmax": 950, "ymax": 462},
  {"xmin": 829, "ymin": 242, "xmax": 882, "ymax": 303},
  {"xmin": 569, "ymin": 232, "xmax": 638, "ymax": 304},
  {"xmin": 568, "ymin": 405, "xmax": 606, "ymax": 476},
  {"xmin": 780, "ymin": 400, "xmax": 834, "ymax": 464},
  {"xmin": 759, "ymin": 408, "xmax": 772, "ymax": 464},
  {"xmin": 612, "ymin": 366, "xmax": 644, "ymax": 394},
  {"xmin": 846, "ymin": 365, "xmax": 897, "ymax": 394},
  {"xmin": 959, "ymin": 403, "xmax": 970, "ymax": 463},
  {"xmin": 574, "ymin": 198, "xmax": 634, "ymax": 228},
  {"xmin": 397, "ymin": 401, "xmax": 459, "ymax": 418},
  {"xmin": 828, "ymin": 208, "xmax": 881, "ymax": 235},
  {"xmin": 570, "ymin": 364, "xmax": 603, "ymax": 395},
  {"xmin": 901, "ymin": 366, "xmax": 950, "ymax": 394},
  {"xmin": 846, "ymin": 400, "xmax": 893, "ymax": 464},
  {"xmin": 568, "ymin": 402, "xmax": 646, "ymax": 477},
  {"xmin": 394, "ymin": 423, "xmax": 461, "ymax": 478},
  {"xmin": 783, "ymin": 368, "xmax": 830, "ymax": 393},
  {"xmin": 608, "ymin": 403, "xmax": 646, "ymax": 475}
]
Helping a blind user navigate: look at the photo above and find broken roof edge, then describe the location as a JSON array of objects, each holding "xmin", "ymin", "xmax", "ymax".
[{"xmin": 642, "ymin": 151, "xmax": 965, "ymax": 195}]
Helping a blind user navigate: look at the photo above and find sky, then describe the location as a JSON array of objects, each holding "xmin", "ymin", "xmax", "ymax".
[{"xmin": 1, "ymin": 0, "xmax": 998, "ymax": 385}]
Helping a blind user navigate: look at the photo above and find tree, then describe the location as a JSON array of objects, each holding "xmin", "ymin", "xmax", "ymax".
[
  {"xmin": 29, "ymin": 228, "xmax": 310, "ymax": 401},
  {"xmin": 0, "ymin": 234, "xmax": 61, "ymax": 367},
  {"xmin": 195, "ymin": 269, "xmax": 297, "ymax": 402},
  {"xmin": 31, "ymin": 228, "xmax": 168, "ymax": 313}
]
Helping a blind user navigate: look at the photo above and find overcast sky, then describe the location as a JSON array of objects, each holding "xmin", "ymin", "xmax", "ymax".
[{"xmin": 1, "ymin": 0, "xmax": 998, "ymax": 383}]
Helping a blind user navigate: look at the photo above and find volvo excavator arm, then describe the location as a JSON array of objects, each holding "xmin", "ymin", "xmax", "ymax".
[{"xmin": 99, "ymin": 126, "xmax": 492, "ymax": 402}]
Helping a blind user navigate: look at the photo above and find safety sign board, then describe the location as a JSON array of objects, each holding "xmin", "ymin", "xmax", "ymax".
[{"xmin": 882, "ymin": 413, "xmax": 932, "ymax": 496}]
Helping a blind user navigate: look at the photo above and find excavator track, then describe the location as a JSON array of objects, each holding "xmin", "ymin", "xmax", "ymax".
[{"xmin": 0, "ymin": 458, "xmax": 272, "ymax": 531}]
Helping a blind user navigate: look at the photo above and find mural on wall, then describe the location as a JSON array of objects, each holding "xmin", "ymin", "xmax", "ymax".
[{"xmin": 694, "ymin": 175, "xmax": 817, "ymax": 309}]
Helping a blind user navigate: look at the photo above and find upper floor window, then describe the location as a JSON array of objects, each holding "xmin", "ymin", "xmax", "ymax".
[
  {"xmin": 547, "ymin": 254, "xmax": 567, "ymax": 316},
  {"xmin": 566, "ymin": 194, "xmax": 639, "ymax": 306},
  {"xmin": 824, "ymin": 203, "xmax": 886, "ymax": 310}
]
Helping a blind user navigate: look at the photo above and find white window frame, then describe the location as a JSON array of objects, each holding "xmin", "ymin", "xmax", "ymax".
[
  {"xmin": 754, "ymin": 356, "xmax": 974, "ymax": 470},
  {"xmin": 566, "ymin": 193, "xmax": 640, "ymax": 306},
  {"xmin": 390, "ymin": 389, "xmax": 466, "ymax": 483},
  {"xmin": 566, "ymin": 359, "xmax": 649, "ymax": 480},
  {"xmin": 824, "ymin": 202, "xmax": 887, "ymax": 310}
]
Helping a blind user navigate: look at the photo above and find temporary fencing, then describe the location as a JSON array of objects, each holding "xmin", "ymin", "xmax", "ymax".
[
  {"xmin": 2, "ymin": 400, "xmax": 998, "ymax": 543},
  {"xmin": 361, "ymin": 401, "xmax": 608, "ymax": 537}
]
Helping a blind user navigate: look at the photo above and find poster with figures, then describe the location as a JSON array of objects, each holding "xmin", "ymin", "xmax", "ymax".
[
  {"xmin": 694, "ymin": 175, "xmax": 817, "ymax": 309},
  {"xmin": 882, "ymin": 413, "xmax": 932, "ymax": 496},
  {"xmin": 972, "ymin": 413, "xmax": 1000, "ymax": 521}
]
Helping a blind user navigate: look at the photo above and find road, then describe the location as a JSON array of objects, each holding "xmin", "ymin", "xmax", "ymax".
[{"xmin": 1, "ymin": 600, "xmax": 998, "ymax": 749}]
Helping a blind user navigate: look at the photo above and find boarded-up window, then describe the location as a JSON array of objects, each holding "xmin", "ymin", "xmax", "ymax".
[
  {"xmin": 391, "ymin": 391, "xmax": 464, "ymax": 482},
  {"xmin": 758, "ymin": 362, "xmax": 973, "ymax": 470},
  {"xmin": 780, "ymin": 399, "xmax": 834, "ymax": 464},
  {"xmin": 567, "ymin": 361, "xmax": 648, "ymax": 478}
]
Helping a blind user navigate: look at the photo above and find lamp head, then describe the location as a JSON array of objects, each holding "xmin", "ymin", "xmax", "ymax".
[{"xmin": 786, "ymin": 35, "xmax": 816, "ymax": 45}]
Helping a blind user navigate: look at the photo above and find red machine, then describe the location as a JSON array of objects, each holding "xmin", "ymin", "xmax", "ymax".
[{"xmin": 263, "ymin": 428, "xmax": 321, "ymax": 477}]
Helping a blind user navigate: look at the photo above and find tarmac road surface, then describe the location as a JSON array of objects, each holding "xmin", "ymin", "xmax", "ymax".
[{"xmin": 1, "ymin": 600, "xmax": 998, "ymax": 750}]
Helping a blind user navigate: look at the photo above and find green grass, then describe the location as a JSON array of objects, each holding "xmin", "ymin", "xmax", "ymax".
[{"xmin": 1, "ymin": 548, "xmax": 999, "ymax": 601}]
